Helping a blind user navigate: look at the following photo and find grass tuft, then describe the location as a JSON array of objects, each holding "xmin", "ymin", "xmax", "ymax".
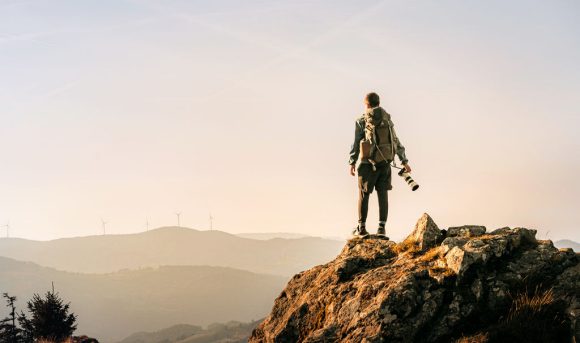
[
  {"xmin": 507, "ymin": 287, "xmax": 555, "ymax": 321},
  {"xmin": 394, "ymin": 237, "xmax": 421, "ymax": 255},
  {"xmin": 454, "ymin": 287, "xmax": 570, "ymax": 342},
  {"xmin": 455, "ymin": 333, "xmax": 488, "ymax": 343},
  {"xmin": 418, "ymin": 247, "xmax": 442, "ymax": 263}
]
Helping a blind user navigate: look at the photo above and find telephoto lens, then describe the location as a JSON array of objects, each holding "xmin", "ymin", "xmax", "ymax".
[{"xmin": 398, "ymin": 168, "xmax": 419, "ymax": 191}]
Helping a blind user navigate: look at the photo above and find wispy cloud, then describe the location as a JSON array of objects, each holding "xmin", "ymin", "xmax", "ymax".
[
  {"xmin": 38, "ymin": 80, "xmax": 79, "ymax": 100},
  {"xmin": 0, "ymin": 16, "xmax": 159, "ymax": 47},
  {"xmin": 129, "ymin": 0, "xmax": 386, "ymax": 99},
  {"xmin": 0, "ymin": 0, "xmax": 36, "ymax": 10},
  {"xmin": 0, "ymin": 31, "xmax": 59, "ymax": 46}
]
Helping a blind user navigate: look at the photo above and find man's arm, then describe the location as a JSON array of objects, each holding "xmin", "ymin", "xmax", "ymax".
[
  {"xmin": 349, "ymin": 119, "xmax": 364, "ymax": 165},
  {"xmin": 348, "ymin": 119, "xmax": 364, "ymax": 175},
  {"xmin": 390, "ymin": 121, "xmax": 412, "ymax": 172}
]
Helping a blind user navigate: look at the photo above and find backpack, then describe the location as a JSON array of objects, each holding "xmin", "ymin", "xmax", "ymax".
[{"xmin": 359, "ymin": 107, "xmax": 395, "ymax": 164}]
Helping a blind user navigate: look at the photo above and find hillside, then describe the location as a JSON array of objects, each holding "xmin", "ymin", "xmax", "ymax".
[
  {"xmin": 0, "ymin": 257, "xmax": 286, "ymax": 342},
  {"xmin": 118, "ymin": 321, "xmax": 259, "ymax": 343},
  {"xmin": 251, "ymin": 214, "xmax": 579, "ymax": 342},
  {"xmin": 555, "ymin": 239, "xmax": 580, "ymax": 251},
  {"xmin": 236, "ymin": 232, "xmax": 312, "ymax": 240},
  {"xmin": 0, "ymin": 227, "xmax": 344, "ymax": 276}
]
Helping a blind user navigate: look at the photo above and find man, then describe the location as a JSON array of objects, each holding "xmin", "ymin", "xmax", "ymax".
[{"xmin": 349, "ymin": 92, "xmax": 411, "ymax": 237}]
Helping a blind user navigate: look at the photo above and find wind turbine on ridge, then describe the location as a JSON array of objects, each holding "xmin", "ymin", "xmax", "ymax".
[
  {"xmin": 1, "ymin": 221, "xmax": 9, "ymax": 238},
  {"xmin": 175, "ymin": 212, "xmax": 181, "ymax": 227},
  {"xmin": 101, "ymin": 218, "xmax": 108, "ymax": 235}
]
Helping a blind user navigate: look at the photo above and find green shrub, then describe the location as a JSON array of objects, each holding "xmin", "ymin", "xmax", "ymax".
[{"xmin": 18, "ymin": 292, "xmax": 77, "ymax": 342}]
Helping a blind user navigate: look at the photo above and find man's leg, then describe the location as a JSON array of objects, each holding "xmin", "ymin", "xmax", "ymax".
[
  {"xmin": 376, "ymin": 162, "xmax": 390, "ymax": 236},
  {"xmin": 358, "ymin": 189, "xmax": 371, "ymax": 228},
  {"xmin": 355, "ymin": 164, "xmax": 374, "ymax": 235},
  {"xmin": 377, "ymin": 189, "xmax": 388, "ymax": 230}
]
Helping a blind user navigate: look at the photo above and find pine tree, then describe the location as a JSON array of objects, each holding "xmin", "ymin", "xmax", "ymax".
[
  {"xmin": 0, "ymin": 293, "xmax": 22, "ymax": 343},
  {"xmin": 18, "ymin": 291, "xmax": 77, "ymax": 342}
]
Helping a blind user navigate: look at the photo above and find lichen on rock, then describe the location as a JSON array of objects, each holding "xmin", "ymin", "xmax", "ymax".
[{"xmin": 250, "ymin": 214, "xmax": 579, "ymax": 343}]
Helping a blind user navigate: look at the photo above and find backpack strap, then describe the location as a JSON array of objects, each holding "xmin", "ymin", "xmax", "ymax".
[{"xmin": 382, "ymin": 111, "xmax": 399, "ymax": 169}]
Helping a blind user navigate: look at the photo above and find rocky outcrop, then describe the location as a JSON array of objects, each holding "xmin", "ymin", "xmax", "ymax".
[
  {"xmin": 406, "ymin": 213, "xmax": 442, "ymax": 251},
  {"xmin": 250, "ymin": 214, "xmax": 579, "ymax": 343}
]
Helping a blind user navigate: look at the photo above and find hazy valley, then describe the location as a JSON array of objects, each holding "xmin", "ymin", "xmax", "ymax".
[
  {"xmin": 0, "ymin": 228, "xmax": 345, "ymax": 342},
  {"xmin": 0, "ymin": 227, "xmax": 576, "ymax": 342},
  {"xmin": 0, "ymin": 256, "xmax": 286, "ymax": 341},
  {"xmin": 0, "ymin": 227, "xmax": 344, "ymax": 276}
]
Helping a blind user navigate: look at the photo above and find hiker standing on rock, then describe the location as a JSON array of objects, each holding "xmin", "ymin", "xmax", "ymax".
[{"xmin": 349, "ymin": 92, "xmax": 411, "ymax": 237}]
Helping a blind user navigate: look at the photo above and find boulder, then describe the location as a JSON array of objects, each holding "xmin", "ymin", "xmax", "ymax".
[
  {"xmin": 404, "ymin": 213, "xmax": 442, "ymax": 251},
  {"xmin": 250, "ymin": 213, "xmax": 578, "ymax": 343},
  {"xmin": 447, "ymin": 225, "xmax": 486, "ymax": 237}
]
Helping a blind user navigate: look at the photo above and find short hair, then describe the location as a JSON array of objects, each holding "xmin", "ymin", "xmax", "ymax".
[{"xmin": 365, "ymin": 92, "xmax": 380, "ymax": 107}]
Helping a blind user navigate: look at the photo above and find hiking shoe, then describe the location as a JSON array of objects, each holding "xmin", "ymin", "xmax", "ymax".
[
  {"xmin": 377, "ymin": 227, "xmax": 387, "ymax": 237},
  {"xmin": 352, "ymin": 226, "xmax": 369, "ymax": 237}
]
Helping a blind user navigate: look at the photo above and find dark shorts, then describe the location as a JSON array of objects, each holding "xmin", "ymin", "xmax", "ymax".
[{"xmin": 357, "ymin": 161, "xmax": 392, "ymax": 193}]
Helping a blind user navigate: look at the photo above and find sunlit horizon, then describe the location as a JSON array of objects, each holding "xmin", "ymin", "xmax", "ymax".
[{"xmin": 1, "ymin": 0, "xmax": 579, "ymax": 242}]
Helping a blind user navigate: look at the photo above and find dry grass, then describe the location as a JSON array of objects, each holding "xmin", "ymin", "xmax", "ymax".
[
  {"xmin": 454, "ymin": 288, "xmax": 568, "ymax": 342},
  {"xmin": 507, "ymin": 287, "xmax": 555, "ymax": 321},
  {"xmin": 394, "ymin": 237, "xmax": 421, "ymax": 255},
  {"xmin": 396, "ymin": 240, "xmax": 454, "ymax": 279},
  {"xmin": 417, "ymin": 247, "xmax": 442, "ymax": 263},
  {"xmin": 475, "ymin": 234, "xmax": 496, "ymax": 241},
  {"xmin": 483, "ymin": 287, "xmax": 571, "ymax": 342},
  {"xmin": 455, "ymin": 333, "xmax": 489, "ymax": 343}
]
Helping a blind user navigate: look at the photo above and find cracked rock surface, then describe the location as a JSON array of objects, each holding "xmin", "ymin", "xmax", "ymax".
[{"xmin": 250, "ymin": 213, "xmax": 579, "ymax": 343}]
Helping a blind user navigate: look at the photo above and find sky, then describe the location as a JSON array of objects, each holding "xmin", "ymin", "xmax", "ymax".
[{"xmin": 0, "ymin": 0, "xmax": 579, "ymax": 242}]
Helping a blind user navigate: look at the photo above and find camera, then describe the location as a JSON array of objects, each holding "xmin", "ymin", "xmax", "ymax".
[{"xmin": 398, "ymin": 168, "xmax": 419, "ymax": 191}]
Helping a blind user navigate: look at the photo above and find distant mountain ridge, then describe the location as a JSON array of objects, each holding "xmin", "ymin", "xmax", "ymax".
[
  {"xmin": 236, "ymin": 232, "xmax": 312, "ymax": 240},
  {"xmin": 0, "ymin": 256, "xmax": 286, "ymax": 342},
  {"xmin": 117, "ymin": 321, "xmax": 260, "ymax": 343},
  {"xmin": 236, "ymin": 232, "xmax": 345, "ymax": 241},
  {"xmin": 555, "ymin": 239, "xmax": 580, "ymax": 251},
  {"xmin": 0, "ymin": 226, "xmax": 344, "ymax": 276}
]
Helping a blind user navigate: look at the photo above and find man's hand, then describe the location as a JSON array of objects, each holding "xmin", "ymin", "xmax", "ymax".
[
  {"xmin": 349, "ymin": 164, "xmax": 356, "ymax": 176},
  {"xmin": 403, "ymin": 163, "xmax": 412, "ymax": 173}
]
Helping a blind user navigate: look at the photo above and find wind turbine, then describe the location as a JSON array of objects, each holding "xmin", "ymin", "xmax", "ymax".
[
  {"xmin": 101, "ymin": 218, "xmax": 108, "ymax": 235},
  {"xmin": 209, "ymin": 213, "xmax": 214, "ymax": 231},
  {"xmin": 175, "ymin": 212, "xmax": 181, "ymax": 227},
  {"xmin": 145, "ymin": 218, "xmax": 150, "ymax": 232},
  {"xmin": 1, "ymin": 221, "xmax": 9, "ymax": 238}
]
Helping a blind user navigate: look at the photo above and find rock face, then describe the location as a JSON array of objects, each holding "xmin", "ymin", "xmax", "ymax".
[
  {"xmin": 250, "ymin": 214, "xmax": 579, "ymax": 343},
  {"xmin": 407, "ymin": 213, "xmax": 442, "ymax": 251}
]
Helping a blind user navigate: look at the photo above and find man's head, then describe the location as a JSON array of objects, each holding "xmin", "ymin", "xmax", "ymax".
[{"xmin": 364, "ymin": 92, "xmax": 380, "ymax": 109}]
